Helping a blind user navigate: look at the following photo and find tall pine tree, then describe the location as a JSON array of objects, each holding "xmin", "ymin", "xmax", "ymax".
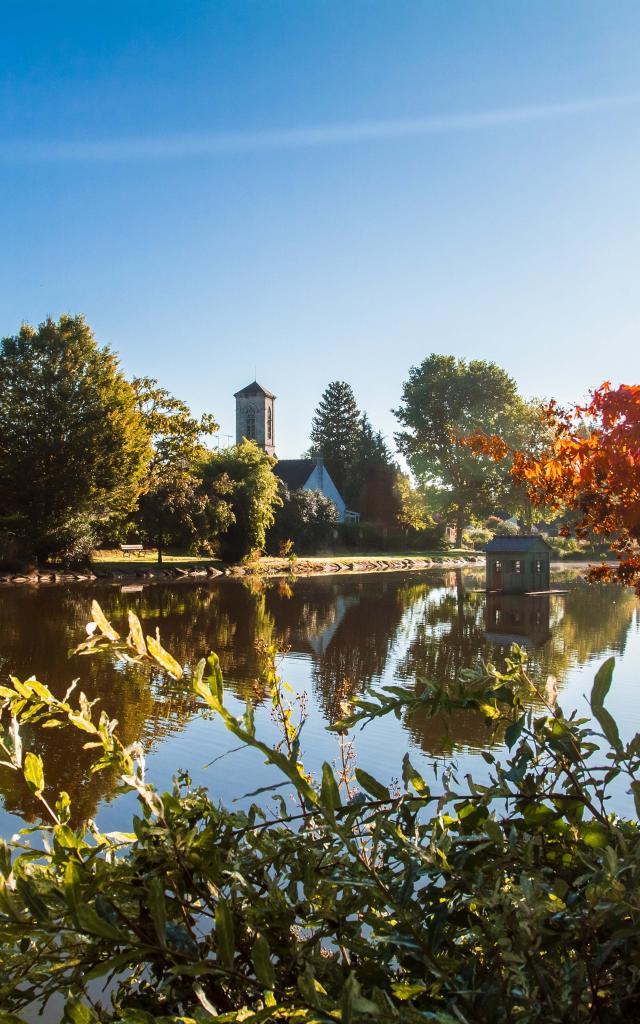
[{"xmin": 308, "ymin": 381, "xmax": 361, "ymax": 492}]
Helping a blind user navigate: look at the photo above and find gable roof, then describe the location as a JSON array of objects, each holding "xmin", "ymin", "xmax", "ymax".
[
  {"xmin": 233, "ymin": 380, "xmax": 276, "ymax": 399},
  {"xmin": 485, "ymin": 535, "xmax": 552, "ymax": 554},
  {"xmin": 275, "ymin": 459, "xmax": 316, "ymax": 490}
]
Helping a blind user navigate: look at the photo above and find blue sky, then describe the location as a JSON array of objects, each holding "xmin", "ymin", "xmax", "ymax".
[{"xmin": 1, "ymin": 1, "xmax": 639, "ymax": 456}]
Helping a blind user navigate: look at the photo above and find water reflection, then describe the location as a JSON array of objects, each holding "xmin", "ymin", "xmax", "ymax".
[
  {"xmin": 0, "ymin": 571, "xmax": 637, "ymax": 823},
  {"xmin": 485, "ymin": 594, "xmax": 551, "ymax": 648}
]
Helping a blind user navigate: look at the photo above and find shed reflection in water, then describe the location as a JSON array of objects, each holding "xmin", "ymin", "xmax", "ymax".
[
  {"xmin": 485, "ymin": 593, "xmax": 551, "ymax": 648},
  {"xmin": 0, "ymin": 570, "xmax": 637, "ymax": 828}
]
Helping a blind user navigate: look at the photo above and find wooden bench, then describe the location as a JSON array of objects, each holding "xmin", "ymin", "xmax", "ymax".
[{"xmin": 120, "ymin": 544, "xmax": 145, "ymax": 558}]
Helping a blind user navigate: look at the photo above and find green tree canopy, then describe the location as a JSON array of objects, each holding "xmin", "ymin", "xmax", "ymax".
[
  {"xmin": 345, "ymin": 414, "xmax": 400, "ymax": 524},
  {"xmin": 394, "ymin": 354, "xmax": 524, "ymax": 544},
  {"xmin": 394, "ymin": 472, "xmax": 434, "ymax": 532},
  {"xmin": 0, "ymin": 315, "xmax": 150, "ymax": 564},
  {"xmin": 131, "ymin": 378, "xmax": 219, "ymax": 562},
  {"xmin": 136, "ymin": 468, "xmax": 213, "ymax": 563},
  {"xmin": 132, "ymin": 377, "xmax": 217, "ymax": 470},
  {"xmin": 200, "ymin": 440, "xmax": 281, "ymax": 562}
]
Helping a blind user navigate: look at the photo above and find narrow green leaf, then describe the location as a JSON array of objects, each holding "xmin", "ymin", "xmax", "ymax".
[
  {"xmin": 64, "ymin": 860, "xmax": 82, "ymax": 917},
  {"xmin": 0, "ymin": 839, "xmax": 12, "ymax": 877},
  {"xmin": 127, "ymin": 611, "xmax": 147, "ymax": 656},
  {"xmin": 76, "ymin": 904, "xmax": 123, "ymax": 940},
  {"xmin": 591, "ymin": 657, "xmax": 615, "ymax": 710},
  {"xmin": 148, "ymin": 876, "xmax": 166, "ymax": 946},
  {"xmin": 320, "ymin": 762, "xmax": 342, "ymax": 812},
  {"xmin": 90, "ymin": 600, "xmax": 120, "ymax": 641},
  {"xmin": 84, "ymin": 950, "xmax": 136, "ymax": 982},
  {"xmin": 355, "ymin": 768, "xmax": 390, "ymax": 801},
  {"xmin": 251, "ymin": 933, "xmax": 275, "ymax": 989},
  {"xmin": 504, "ymin": 715, "xmax": 526, "ymax": 750},
  {"xmin": 147, "ymin": 634, "xmax": 183, "ymax": 680},
  {"xmin": 402, "ymin": 753, "xmax": 430, "ymax": 796},
  {"xmin": 64, "ymin": 998, "xmax": 98, "ymax": 1024},
  {"xmin": 590, "ymin": 657, "xmax": 620, "ymax": 750},
  {"xmin": 23, "ymin": 752, "xmax": 44, "ymax": 798},
  {"xmin": 15, "ymin": 877, "xmax": 49, "ymax": 922},
  {"xmin": 206, "ymin": 652, "xmax": 224, "ymax": 702},
  {"xmin": 215, "ymin": 899, "xmax": 234, "ymax": 968}
]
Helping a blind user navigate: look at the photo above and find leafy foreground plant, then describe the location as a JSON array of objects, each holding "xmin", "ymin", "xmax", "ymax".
[{"xmin": 1, "ymin": 604, "xmax": 640, "ymax": 1022}]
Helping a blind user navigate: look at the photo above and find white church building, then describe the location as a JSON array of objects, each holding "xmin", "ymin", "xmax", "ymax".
[{"xmin": 233, "ymin": 380, "xmax": 354, "ymax": 522}]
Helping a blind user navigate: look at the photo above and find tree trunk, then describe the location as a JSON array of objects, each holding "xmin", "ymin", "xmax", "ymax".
[
  {"xmin": 455, "ymin": 508, "xmax": 465, "ymax": 547},
  {"xmin": 157, "ymin": 533, "xmax": 163, "ymax": 565}
]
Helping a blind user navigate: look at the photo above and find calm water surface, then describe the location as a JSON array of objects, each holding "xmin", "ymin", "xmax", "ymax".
[{"xmin": 0, "ymin": 567, "xmax": 638, "ymax": 836}]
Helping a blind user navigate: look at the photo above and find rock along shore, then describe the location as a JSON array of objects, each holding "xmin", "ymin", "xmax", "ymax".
[{"xmin": 0, "ymin": 555, "xmax": 484, "ymax": 587}]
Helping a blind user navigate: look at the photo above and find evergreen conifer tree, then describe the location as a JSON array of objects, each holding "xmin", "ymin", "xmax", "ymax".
[{"xmin": 308, "ymin": 381, "xmax": 361, "ymax": 492}]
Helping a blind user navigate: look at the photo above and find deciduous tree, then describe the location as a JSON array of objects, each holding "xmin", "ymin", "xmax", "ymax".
[
  {"xmin": 131, "ymin": 378, "xmax": 218, "ymax": 562},
  {"xmin": 394, "ymin": 355, "xmax": 524, "ymax": 544},
  {"xmin": 0, "ymin": 315, "xmax": 150, "ymax": 564},
  {"xmin": 463, "ymin": 382, "xmax": 640, "ymax": 592}
]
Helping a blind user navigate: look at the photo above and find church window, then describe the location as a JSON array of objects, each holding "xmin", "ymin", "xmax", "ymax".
[
  {"xmin": 267, "ymin": 406, "xmax": 272, "ymax": 441},
  {"xmin": 246, "ymin": 406, "xmax": 256, "ymax": 439}
]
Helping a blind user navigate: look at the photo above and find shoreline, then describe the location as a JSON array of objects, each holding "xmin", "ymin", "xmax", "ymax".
[
  {"xmin": 0, "ymin": 554, "xmax": 486, "ymax": 587},
  {"xmin": 0, "ymin": 555, "xmax": 607, "ymax": 588}
]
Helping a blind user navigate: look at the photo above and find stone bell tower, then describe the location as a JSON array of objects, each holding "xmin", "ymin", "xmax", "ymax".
[{"xmin": 233, "ymin": 381, "xmax": 276, "ymax": 457}]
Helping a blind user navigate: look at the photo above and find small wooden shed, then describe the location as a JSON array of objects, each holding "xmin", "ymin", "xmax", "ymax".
[{"xmin": 485, "ymin": 535, "xmax": 551, "ymax": 594}]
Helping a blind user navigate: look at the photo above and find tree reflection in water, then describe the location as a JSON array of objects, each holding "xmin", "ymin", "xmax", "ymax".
[{"xmin": 0, "ymin": 571, "xmax": 636, "ymax": 820}]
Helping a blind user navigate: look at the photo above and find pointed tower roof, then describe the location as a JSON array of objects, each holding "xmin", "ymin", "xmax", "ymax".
[{"xmin": 233, "ymin": 380, "xmax": 276, "ymax": 399}]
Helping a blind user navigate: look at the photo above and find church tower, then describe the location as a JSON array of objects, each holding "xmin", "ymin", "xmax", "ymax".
[{"xmin": 233, "ymin": 381, "xmax": 276, "ymax": 457}]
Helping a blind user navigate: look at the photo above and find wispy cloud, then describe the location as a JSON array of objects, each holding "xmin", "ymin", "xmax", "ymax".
[{"xmin": 2, "ymin": 93, "xmax": 639, "ymax": 164}]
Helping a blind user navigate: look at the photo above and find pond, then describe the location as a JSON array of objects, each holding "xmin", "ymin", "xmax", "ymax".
[{"xmin": 0, "ymin": 567, "xmax": 638, "ymax": 837}]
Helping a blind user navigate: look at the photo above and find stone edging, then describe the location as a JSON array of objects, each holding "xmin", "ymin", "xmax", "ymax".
[
  {"xmin": 0, "ymin": 556, "xmax": 484, "ymax": 586},
  {"xmin": 225, "ymin": 556, "xmax": 484, "ymax": 578}
]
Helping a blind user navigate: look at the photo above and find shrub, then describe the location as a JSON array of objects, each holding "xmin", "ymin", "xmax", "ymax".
[
  {"xmin": 267, "ymin": 486, "xmax": 339, "ymax": 555},
  {"xmin": 490, "ymin": 518, "xmax": 520, "ymax": 536},
  {"xmin": 463, "ymin": 525, "xmax": 493, "ymax": 549},
  {"xmin": 2, "ymin": 605, "xmax": 640, "ymax": 1021}
]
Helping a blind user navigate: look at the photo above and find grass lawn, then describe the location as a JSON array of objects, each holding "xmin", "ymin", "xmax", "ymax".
[
  {"xmin": 91, "ymin": 548, "xmax": 479, "ymax": 572},
  {"xmin": 91, "ymin": 550, "xmax": 224, "ymax": 571},
  {"xmin": 259, "ymin": 549, "xmax": 478, "ymax": 567}
]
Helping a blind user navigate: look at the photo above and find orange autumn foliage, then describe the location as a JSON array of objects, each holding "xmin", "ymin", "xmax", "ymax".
[{"xmin": 462, "ymin": 383, "xmax": 640, "ymax": 593}]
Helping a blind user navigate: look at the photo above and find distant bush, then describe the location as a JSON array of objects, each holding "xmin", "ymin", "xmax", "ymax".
[
  {"xmin": 267, "ymin": 486, "xmax": 339, "ymax": 555},
  {"xmin": 546, "ymin": 535, "xmax": 601, "ymax": 559},
  {"xmin": 464, "ymin": 525, "xmax": 493, "ymax": 549},
  {"xmin": 489, "ymin": 518, "xmax": 520, "ymax": 537},
  {"xmin": 336, "ymin": 521, "xmax": 448, "ymax": 553}
]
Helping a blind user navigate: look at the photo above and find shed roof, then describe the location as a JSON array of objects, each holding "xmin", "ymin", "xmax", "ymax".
[
  {"xmin": 233, "ymin": 380, "xmax": 276, "ymax": 399},
  {"xmin": 275, "ymin": 459, "xmax": 316, "ymax": 490},
  {"xmin": 485, "ymin": 535, "xmax": 552, "ymax": 554}
]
